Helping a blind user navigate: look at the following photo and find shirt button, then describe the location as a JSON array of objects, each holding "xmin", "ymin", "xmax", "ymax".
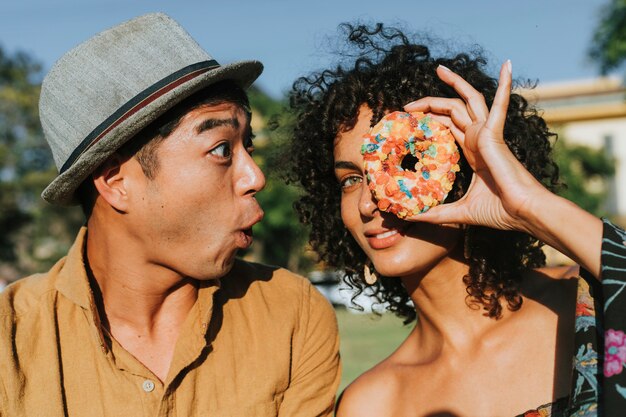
[{"xmin": 142, "ymin": 379, "xmax": 155, "ymax": 393}]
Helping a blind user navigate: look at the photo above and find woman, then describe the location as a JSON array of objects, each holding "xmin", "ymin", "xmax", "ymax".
[{"xmin": 286, "ymin": 24, "xmax": 626, "ymax": 416}]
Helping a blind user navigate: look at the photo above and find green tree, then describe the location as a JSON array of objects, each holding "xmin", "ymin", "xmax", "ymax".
[
  {"xmin": 0, "ymin": 47, "xmax": 39, "ymax": 264},
  {"xmin": 0, "ymin": 46, "xmax": 83, "ymax": 280},
  {"xmin": 553, "ymin": 139, "xmax": 616, "ymax": 216},
  {"xmin": 246, "ymin": 88, "xmax": 313, "ymax": 273},
  {"xmin": 589, "ymin": 0, "xmax": 626, "ymax": 73}
]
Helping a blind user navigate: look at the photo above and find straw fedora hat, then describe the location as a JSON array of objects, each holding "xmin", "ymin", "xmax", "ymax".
[{"xmin": 39, "ymin": 12, "xmax": 263, "ymax": 205}]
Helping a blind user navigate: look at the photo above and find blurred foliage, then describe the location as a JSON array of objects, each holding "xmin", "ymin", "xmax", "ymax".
[
  {"xmin": 0, "ymin": 46, "xmax": 84, "ymax": 280},
  {"xmin": 553, "ymin": 138, "xmax": 616, "ymax": 216},
  {"xmin": 247, "ymin": 87, "xmax": 313, "ymax": 273},
  {"xmin": 589, "ymin": 0, "xmax": 626, "ymax": 74}
]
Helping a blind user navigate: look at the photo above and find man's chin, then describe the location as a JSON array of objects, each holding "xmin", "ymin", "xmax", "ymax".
[{"xmin": 195, "ymin": 255, "xmax": 237, "ymax": 281}]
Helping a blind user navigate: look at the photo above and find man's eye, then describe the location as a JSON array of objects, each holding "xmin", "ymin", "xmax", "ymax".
[
  {"xmin": 210, "ymin": 142, "xmax": 232, "ymax": 158},
  {"xmin": 340, "ymin": 175, "xmax": 363, "ymax": 190}
]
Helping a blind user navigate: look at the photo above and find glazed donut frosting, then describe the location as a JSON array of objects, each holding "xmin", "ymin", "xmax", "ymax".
[{"xmin": 361, "ymin": 111, "xmax": 460, "ymax": 218}]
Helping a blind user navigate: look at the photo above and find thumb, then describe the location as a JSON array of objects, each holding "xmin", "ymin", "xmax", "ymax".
[{"xmin": 404, "ymin": 200, "xmax": 467, "ymax": 224}]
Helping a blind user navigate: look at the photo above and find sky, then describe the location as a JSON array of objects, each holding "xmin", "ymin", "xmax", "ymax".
[{"xmin": 0, "ymin": 0, "xmax": 613, "ymax": 99}]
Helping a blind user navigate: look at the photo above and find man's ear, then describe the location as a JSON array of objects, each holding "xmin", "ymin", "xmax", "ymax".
[{"xmin": 92, "ymin": 154, "xmax": 132, "ymax": 213}]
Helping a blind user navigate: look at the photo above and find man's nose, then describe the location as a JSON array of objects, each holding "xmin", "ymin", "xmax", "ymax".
[{"xmin": 238, "ymin": 151, "xmax": 266, "ymax": 196}]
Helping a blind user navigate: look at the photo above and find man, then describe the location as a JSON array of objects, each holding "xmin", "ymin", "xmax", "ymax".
[{"xmin": 0, "ymin": 13, "xmax": 340, "ymax": 417}]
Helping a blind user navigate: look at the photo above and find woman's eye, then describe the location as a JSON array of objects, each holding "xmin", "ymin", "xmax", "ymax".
[
  {"xmin": 210, "ymin": 142, "xmax": 232, "ymax": 158},
  {"xmin": 340, "ymin": 175, "xmax": 362, "ymax": 190}
]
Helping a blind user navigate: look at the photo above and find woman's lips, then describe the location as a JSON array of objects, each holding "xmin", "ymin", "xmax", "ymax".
[{"xmin": 365, "ymin": 226, "xmax": 407, "ymax": 249}]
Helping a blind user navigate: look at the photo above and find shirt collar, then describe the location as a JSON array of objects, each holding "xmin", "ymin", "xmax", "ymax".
[
  {"xmin": 54, "ymin": 226, "xmax": 109, "ymax": 350},
  {"xmin": 55, "ymin": 226, "xmax": 93, "ymax": 310}
]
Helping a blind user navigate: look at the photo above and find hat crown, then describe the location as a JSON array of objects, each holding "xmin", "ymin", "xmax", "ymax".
[{"xmin": 40, "ymin": 13, "xmax": 213, "ymax": 170}]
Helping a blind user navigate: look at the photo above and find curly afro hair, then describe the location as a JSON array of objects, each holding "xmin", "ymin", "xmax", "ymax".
[{"xmin": 284, "ymin": 24, "xmax": 560, "ymax": 324}]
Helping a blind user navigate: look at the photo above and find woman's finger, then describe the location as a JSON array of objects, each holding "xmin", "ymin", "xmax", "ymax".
[
  {"xmin": 405, "ymin": 97, "xmax": 472, "ymax": 131},
  {"xmin": 485, "ymin": 60, "xmax": 512, "ymax": 134},
  {"xmin": 403, "ymin": 200, "xmax": 466, "ymax": 224},
  {"xmin": 435, "ymin": 65, "xmax": 489, "ymax": 122},
  {"xmin": 404, "ymin": 96, "xmax": 466, "ymax": 117},
  {"xmin": 426, "ymin": 114, "xmax": 467, "ymax": 151}
]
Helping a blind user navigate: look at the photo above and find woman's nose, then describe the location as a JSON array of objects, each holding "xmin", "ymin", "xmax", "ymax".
[{"xmin": 358, "ymin": 179, "xmax": 377, "ymax": 217}]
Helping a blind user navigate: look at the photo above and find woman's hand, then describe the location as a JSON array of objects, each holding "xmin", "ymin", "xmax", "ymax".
[
  {"xmin": 404, "ymin": 61, "xmax": 545, "ymax": 233},
  {"xmin": 404, "ymin": 61, "xmax": 602, "ymax": 278}
]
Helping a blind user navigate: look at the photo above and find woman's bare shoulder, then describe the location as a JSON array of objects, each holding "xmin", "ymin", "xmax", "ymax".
[
  {"xmin": 335, "ymin": 362, "xmax": 401, "ymax": 417},
  {"xmin": 518, "ymin": 264, "xmax": 580, "ymax": 318},
  {"xmin": 521, "ymin": 264, "xmax": 580, "ymax": 297},
  {"xmin": 533, "ymin": 264, "xmax": 580, "ymax": 280}
]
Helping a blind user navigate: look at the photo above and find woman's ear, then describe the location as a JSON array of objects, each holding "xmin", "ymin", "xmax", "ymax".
[{"xmin": 92, "ymin": 154, "xmax": 132, "ymax": 213}]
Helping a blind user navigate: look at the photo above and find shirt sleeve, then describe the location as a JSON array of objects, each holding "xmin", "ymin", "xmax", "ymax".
[
  {"xmin": 599, "ymin": 218, "xmax": 626, "ymax": 413},
  {"xmin": 278, "ymin": 281, "xmax": 341, "ymax": 417},
  {"xmin": 0, "ymin": 359, "xmax": 5, "ymax": 417}
]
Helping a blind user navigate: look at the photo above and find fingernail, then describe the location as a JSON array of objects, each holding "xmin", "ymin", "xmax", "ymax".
[
  {"xmin": 438, "ymin": 64, "xmax": 452, "ymax": 72},
  {"xmin": 505, "ymin": 59, "xmax": 512, "ymax": 74},
  {"xmin": 404, "ymin": 100, "xmax": 417, "ymax": 108}
]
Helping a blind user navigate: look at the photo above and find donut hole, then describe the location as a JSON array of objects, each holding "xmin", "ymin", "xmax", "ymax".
[{"xmin": 400, "ymin": 153, "xmax": 420, "ymax": 172}]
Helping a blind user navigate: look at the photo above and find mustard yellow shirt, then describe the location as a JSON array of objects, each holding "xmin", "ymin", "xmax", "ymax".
[{"xmin": 0, "ymin": 228, "xmax": 340, "ymax": 417}]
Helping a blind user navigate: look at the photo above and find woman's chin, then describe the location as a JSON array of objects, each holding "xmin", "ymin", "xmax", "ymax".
[
  {"xmin": 372, "ymin": 258, "xmax": 426, "ymax": 278},
  {"xmin": 371, "ymin": 246, "xmax": 456, "ymax": 278}
]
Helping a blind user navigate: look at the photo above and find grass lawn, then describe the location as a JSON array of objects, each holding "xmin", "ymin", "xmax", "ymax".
[{"xmin": 335, "ymin": 307, "xmax": 413, "ymax": 392}]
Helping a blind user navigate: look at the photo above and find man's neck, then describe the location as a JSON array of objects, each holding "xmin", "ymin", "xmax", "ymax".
[
  {"xmin": 86, "ymin": 218, "xmax": 199, "ymax": 327},
  {"xmin": 85, "ymin": 218, "xmax": 199, "ymax": 381}
]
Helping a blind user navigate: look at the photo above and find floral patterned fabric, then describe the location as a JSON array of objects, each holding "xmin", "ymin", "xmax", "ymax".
[
  {"xmin": 520, "ymin": 397, "xmax": 569, "ymax": 417},
  {"xmin": 566, "ymin": 273, "xmax": 600, "ymax": 417},
  {"xmin": 599, "ymin": 219, "xmax": 626, "ymax": 415},
  {"xmin": 519, "ymin": 219, "xmax": 626, "ymax": 417}
]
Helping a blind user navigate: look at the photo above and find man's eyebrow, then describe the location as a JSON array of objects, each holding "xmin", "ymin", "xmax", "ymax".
[
  {"xmin": 334, "ymin": 161, "xmax": 361, "ymax": 171},
  {"xmin": 195, "ymin": 117, "xmax": 240, "ymax": 134}
]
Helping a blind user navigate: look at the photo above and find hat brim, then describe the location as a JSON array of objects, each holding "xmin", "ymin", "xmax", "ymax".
[{"xmin": 42, "ymin": 60, "xmax": 263, "ymax": 206}]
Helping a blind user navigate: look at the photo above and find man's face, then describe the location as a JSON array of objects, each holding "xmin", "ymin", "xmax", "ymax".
[{"xmin": 125, "ymin": 102, "xmax": 265, "ymax": 280}]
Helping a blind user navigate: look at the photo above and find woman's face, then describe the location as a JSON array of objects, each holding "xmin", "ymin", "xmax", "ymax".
[{"xmin": 333, "ymin": 105, "xmax": 462, "ymax": 278}]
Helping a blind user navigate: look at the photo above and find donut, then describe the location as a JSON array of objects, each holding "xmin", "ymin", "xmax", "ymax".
[{"xmin": 361, "ymin": 111, "xmax": 460, "ymax": 218}]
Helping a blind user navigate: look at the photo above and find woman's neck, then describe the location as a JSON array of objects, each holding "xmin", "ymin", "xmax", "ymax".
[{"xmin": 401, "ymin": 250, "xmax": 514, "ymax": 355}]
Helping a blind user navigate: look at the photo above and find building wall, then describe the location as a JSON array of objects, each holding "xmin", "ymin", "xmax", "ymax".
[
  {"xmin": 521, "ymin": 76, "xmax": 626, "ymax": 218},
  {"xmin": 559, "ymin": 118, "xmax": 626, "ymax": 215}
]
